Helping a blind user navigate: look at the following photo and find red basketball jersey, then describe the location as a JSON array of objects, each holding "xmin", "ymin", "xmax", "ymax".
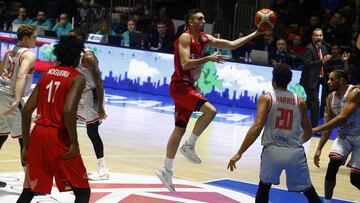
[
  {"xmin": 171, "ymin": 30, "xmax": 209, "ymax": 85},
  {"xmin": 35, "ymin": 66, "xmax": 80, "ymax": 128}
]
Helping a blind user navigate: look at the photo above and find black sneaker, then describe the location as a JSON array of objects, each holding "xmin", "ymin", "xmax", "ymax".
[{"xmin": 0, "ymin": 180, "xmax": 7, "ymax": 187}]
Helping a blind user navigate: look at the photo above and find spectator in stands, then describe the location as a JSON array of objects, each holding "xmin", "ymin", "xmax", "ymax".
[
  {"xmin": 76, "ymin": 0, "xmax": 97, "ymax": 27},
  {"xmin": 52, "ymin": 13, "xmax": 72, "ymax": 38},
  {"xmin": 287, "ymin": 34, "xmax": 304, "ymax": 54},
  {"xmin": 269, "ymin": 38, "xmax": 287, "ymax": 65},
  {"xmin": 148, "ymin": 21, "xmax": 174, "ymax": 53},
  {"xmin": 327, "ymin": 43, "xmax": 351, "ymax": 71},
  {"xmin": 0, "ymin": 1, "xmax": 11, "ymax": 31},
  {"xmin": 330, "ymin": 43, "xmax": 341, "ymax": 58},
  {"xmin": 324, "ymin": 11, "xmax": 352, "ymax": 46},
  {"xmin": 348, "ymin": 37, "xmax": 360, "ymax": 84},
  {"xmin": 205, "ymin": 32, "xmax": 232, "ymax": 58},
  {"xmin": 300, "ymin": 28, "xmax": 332, "ymax": 126},
  {"xmin": 232, "ymin": 31, "xmax": 251, "ymax": 61},
  {"xmin": 11, "ymin": 7, "xmax": 33, "ymax": 29},
  {"xmin": 175, "ymin": 23, "xmax": 187, "ymax": 39},
  {"xmin": 32, "ymin": 10, "xmax": 53, "ymax": 30},
  {"xmin": 121, "ymin": 19, "xmax": 140, "ymax": 47},
  {"xmin": 351, "ymin": 0, "xmax": 360, "ymax": 36},
  {"xmin": 303, "ymin": 15, "xmax": 322, "ymax": 45},
  {"xmin": 96, "ymin": 20, "xmax": 115, "ymax": 44},
  {"xmin": 156, "ymin": 6, "xmax": 175, "ymax": 35},
  {"xmin": 270, "ymin": 0, "xmax": 290, "ymax": 25},
  {"xmin": 251, "ymin": 31, "xmax": 276, "ymax": 52},
  {"xmin": 322, "ymin": 0, "xmax": 342, "ymax": 15}
]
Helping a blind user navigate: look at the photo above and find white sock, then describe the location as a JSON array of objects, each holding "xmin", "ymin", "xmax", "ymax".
[
  {"xmin": 324, "ymin": 199, "xmax": 331, "ymax": 203},
  {"xmin": 187, "ymin": 133, "xmax": 199, "ymax": 146},
  {"xmin": 98, "ymin": 157, "xmax": 106, "ymax": 169},
  {"xmin": 164, "ymin": 158, "xmax": 173, "ymax": 172}
]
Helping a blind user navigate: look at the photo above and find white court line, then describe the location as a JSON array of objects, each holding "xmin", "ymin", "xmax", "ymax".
[{"xmin": 0, "ymin": 155, "xmax": 259, "ymax": 163}]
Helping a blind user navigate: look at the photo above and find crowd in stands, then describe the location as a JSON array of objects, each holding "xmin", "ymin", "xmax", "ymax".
[
  {"xmin": 0, "ymin": 0, "xmax": 359, "ymax": 84},
  {"xmin": 1, "ymin": 0, "xmax": 359, "ymax": 131}
]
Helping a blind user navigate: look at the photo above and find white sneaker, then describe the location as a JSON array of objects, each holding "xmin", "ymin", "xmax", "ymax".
[
  {"xmin": 155, "ymin": 167, "xmax": 175, "ymax": 192},
  {"xmin": 88, "ymin": 168, "xmax": 109, "ymax": 180},
  {"xmin": 180, "ymin": 141, "xmax": 201, "ymax": 164}
]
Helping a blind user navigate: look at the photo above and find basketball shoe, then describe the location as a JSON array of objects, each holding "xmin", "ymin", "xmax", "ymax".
[
  {"xmin": 88, "ymin": 168, "xmax": 109, "ymax": 180},
  {"xmin": 155, "ymin": 167, "xmax": 175, "ymax": 192},
  {"xmin": 180, "ymin": 141, "xmax": 201, "ymax": 164}
]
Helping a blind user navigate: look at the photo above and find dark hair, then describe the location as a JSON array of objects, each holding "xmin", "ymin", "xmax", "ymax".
[
  {"xmin": 312, "ymin": 28, "xmax": 323, "ymax": 35},
  {"xmin": 273, "ymin": 63, "xmax": 292, "ymax": 88},
  {"xmin": 69, "ymin": 28, "xmax": 88, "ymax": 44},
  {"xmin": 53, "ymin": 35, "xmax": 84, "ymax": 66},
  {"xmin": 17, "ymin": 25, "xmax": 36, "ymax": 40},
  {"xmin": 332, "ymin": 69, "xmax": 349, "ymax": 83},
  {"xmin": 185, "ymin": 8, "xmax": 203, "ymax": 26},
  {"xmin": 157, "ymin": 20, "xmax": 166, "ymax": 26}
]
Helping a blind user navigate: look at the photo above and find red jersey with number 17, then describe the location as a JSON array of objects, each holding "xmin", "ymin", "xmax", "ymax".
[
  {"xmin": 171, "ymin": 30, "xmax": 209, "ymax": 85},
  {"xmin": 35, "ymin": 66, "xmax": 80, "ymax": 128}
]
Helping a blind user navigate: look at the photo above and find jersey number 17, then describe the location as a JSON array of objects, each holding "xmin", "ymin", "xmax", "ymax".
[{"xmin": 46, "ymin": 80, "xmax": 61, "ymax": 103}]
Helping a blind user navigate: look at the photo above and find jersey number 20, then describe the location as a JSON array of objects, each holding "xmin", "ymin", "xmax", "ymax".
[{"xmin": 275, "ymin": 108, "xmax": 294, "ymax": 130}]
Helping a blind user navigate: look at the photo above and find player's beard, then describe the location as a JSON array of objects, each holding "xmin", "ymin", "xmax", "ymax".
[{"xmin": 200, "ymin": 25, "xmax": 205, "ymax": 32}]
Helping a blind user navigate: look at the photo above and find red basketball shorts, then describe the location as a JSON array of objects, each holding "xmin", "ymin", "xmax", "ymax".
[
  {"xmin": 170, "ymin": 81, "xmax": 207, "ymax": 128},
  {"xmin": 24, "ymin": 125, "xmax": 89, "ymax": 194}
]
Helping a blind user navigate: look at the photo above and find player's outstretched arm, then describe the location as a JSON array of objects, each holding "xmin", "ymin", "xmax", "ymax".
[
  {"xmin": 21, "ymin": 83, "xmax": 39, "ymax": 162},
  {"xmin": 82, "ymin": 52, "xmax": 107, "ymax": 120},
  {"xmin": 227, "ymin": 94, "xmax": 269, "ymax": 171},
  {"xmin": 313, "ymin": 95, "xmax": 335, "ymax": 167},
  {"xmin": 207, "ymin": 30, "xmax": 264, "ymax": 50},
  {"xmin": 178, "ymin": 34, "xmax": 227, "ymax": 70},
  {"xmin": 313, "ymin": 88, "xmax": 360, "ymax": 133},
  {"xmin": 63, "ymin": 74, "xmax": 85, "ymax": 160}
]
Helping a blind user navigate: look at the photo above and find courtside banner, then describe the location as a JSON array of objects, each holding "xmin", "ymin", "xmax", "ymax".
[{"xmin": 0, "ymin": 31, "xmax": 304, "ymax": 109}]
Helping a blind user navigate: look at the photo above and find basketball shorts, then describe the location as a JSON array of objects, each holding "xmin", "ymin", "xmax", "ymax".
[
  {"xmin": 329, "ymin": 135, "xmax": 360, "ymax": 172},
  {"xmin": 24, "ymin": 125, "xmax": 89, "ymax": 194},
  {"xmin": 170, "ymin": 82, "xmax": 207, "ymax": 128},
  {"xmin": 77, "ymin": 88, "xmax": 100, "ymax": 124},
  {"xmin": 0, "ymin": 93, "xmax": 23, "ymax": 138},
  {"xmin": 260, "ymin": 146, "xmax": 312, "ymax": 192}
]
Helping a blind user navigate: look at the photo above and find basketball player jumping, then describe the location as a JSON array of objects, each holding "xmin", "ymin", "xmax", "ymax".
[
  {"xmin": 156, "ymin": 8, "xmax": 264, "ymax": 192},
  {"xmin": 313, "ymin": 69, "xmax": 360, "ymax": 203},
  {"xmin": 228, "ymin": 64, "xmax": 322, "ymax": 203},
  {"xmin": 0, "ymin": 25, "xmax": 37, "ymax": 188},
  {"xmin": 17, "ymin": 35, "xmax": 90, "ymax": 203},
  {"xmin": 69, "ymin": 28, "xmax": 109, "ymax": 180}
]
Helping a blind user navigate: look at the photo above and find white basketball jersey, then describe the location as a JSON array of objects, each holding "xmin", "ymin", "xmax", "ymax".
[
  {"xmin": 330, "ymin": 85, "xmax": 360, "ymax": 136},
  {"xmin": 262, "ymin": 89, "xmax": 302, "ymax": 148},
  {"xmin": 0, "ymin": 46, "xmax": 34, "ymax": 96},
  {"xmin": 76, "ymin": 48, "xmax": 96, "ymax": 92}
]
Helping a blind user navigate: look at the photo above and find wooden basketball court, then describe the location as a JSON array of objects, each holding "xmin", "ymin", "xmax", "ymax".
[{"xmin": 0, "ymin": 91, "xmax": 359, "ymax": 202}]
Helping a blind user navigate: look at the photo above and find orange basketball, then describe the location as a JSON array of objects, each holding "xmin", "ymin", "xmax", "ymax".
[{"xmin": 255, "ymin": 8, "xmax": 277, "ymax": 31}]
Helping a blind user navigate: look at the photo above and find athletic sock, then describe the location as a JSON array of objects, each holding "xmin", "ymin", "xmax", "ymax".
[
  {"xmin": 187, "ymin": 133, "xmax": 198, "ymax": 146},
  {"xmin": 165, "ymin": 158, "xmax": 173, "ymax": 171},
  {"xmin": 98, "ymin": 157, "xmax": 106, "ymax": 169}
]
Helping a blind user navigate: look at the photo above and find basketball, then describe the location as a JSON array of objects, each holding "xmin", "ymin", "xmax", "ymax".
[{"xmin": 255, "ymin": 8, "xmax": 277, "ymax": 31}]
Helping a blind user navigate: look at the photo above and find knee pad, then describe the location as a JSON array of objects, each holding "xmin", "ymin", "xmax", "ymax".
[
  {"xmin": 325, "ymin": 158, "xmax": 342, "ymax": 181},
  {"xmin": 350, "ymin": 172, "xmax": 360, "ymax": 189}
]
